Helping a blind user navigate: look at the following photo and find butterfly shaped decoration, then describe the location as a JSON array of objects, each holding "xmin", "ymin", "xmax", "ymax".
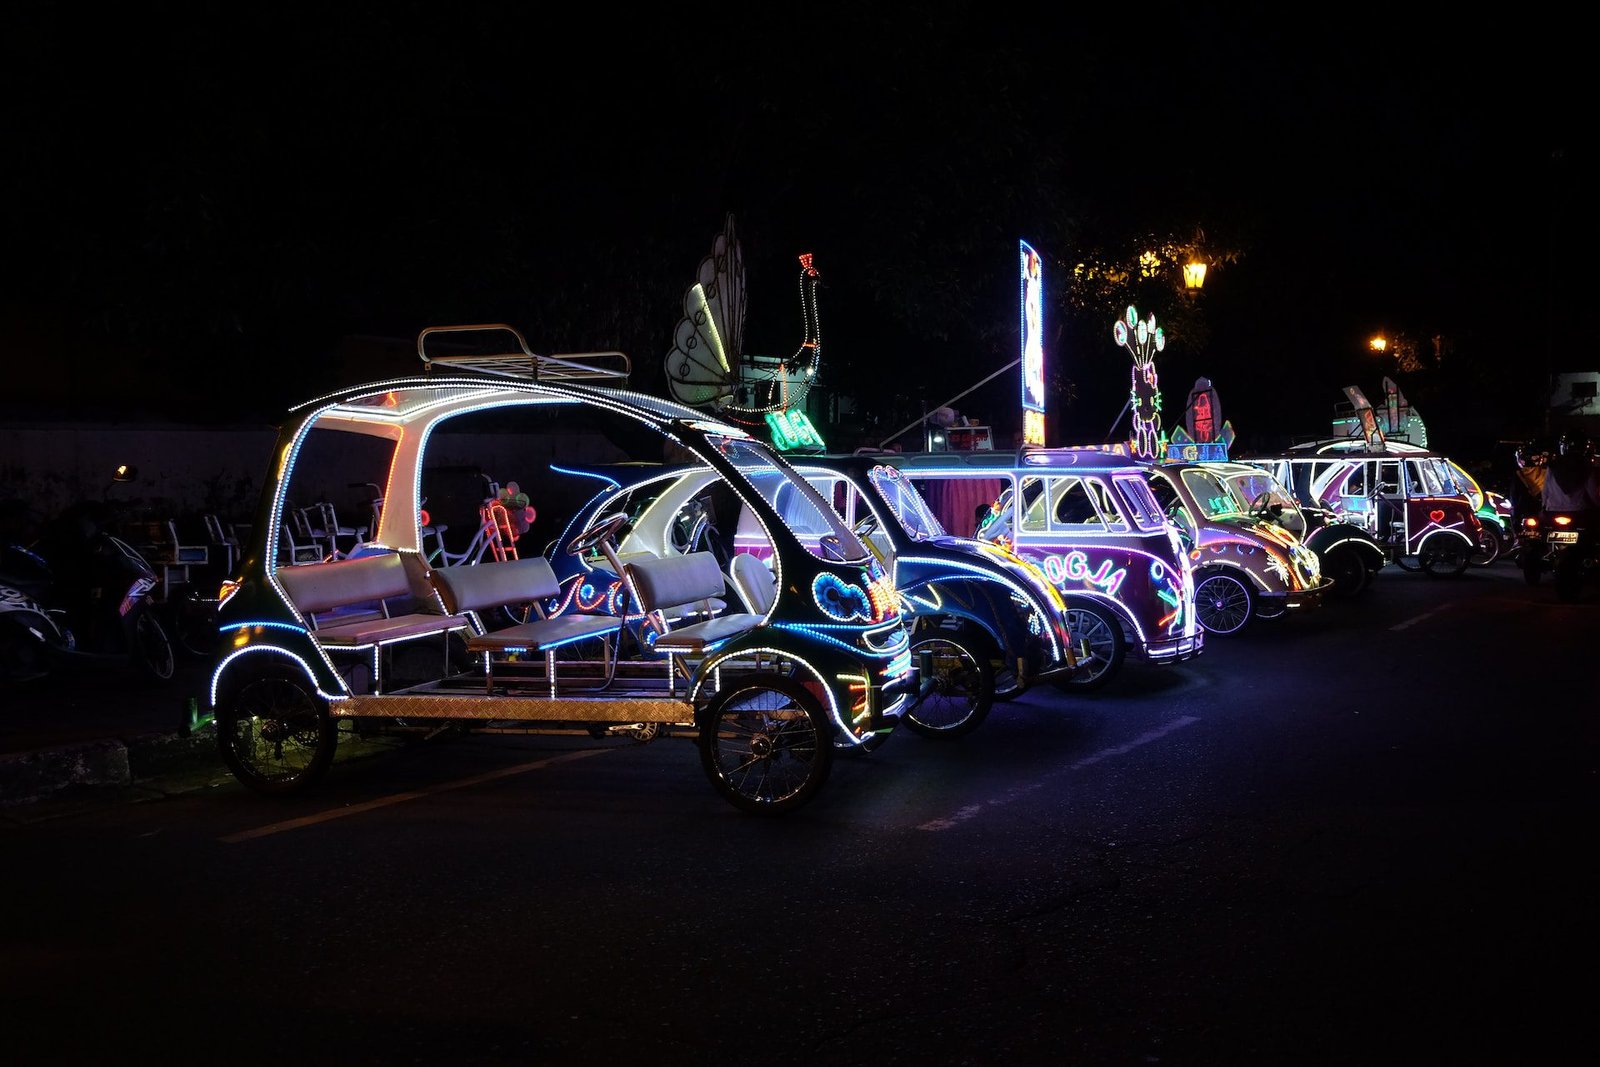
[{"xmin": 663, "ymin": 214, "xmax": 821, "ymax": 424}]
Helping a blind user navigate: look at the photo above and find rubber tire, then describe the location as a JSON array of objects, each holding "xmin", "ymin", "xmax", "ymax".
[
  {"xmin": 1522, "ymin": 553, "xmax": 1542, "ymax": 584},
  {"xmin": 216, "ymin": 667, "xmax": 338, "ymax": 795},
  {"xmin": 904, "ymin": 632, "xmax": 993, "ymax": 740},
  {"xmin": 1470, "ymin": 526, "xmax": 1501, "ymax": 567},
  {"xmin": 698, "ymin": 675, "xmax": 833, "ymax": 815},
  {"xmin": 1554, "ymin": 550, "xmax": 1584, "ymax": 603},
  {"xmin": 1321, "ymin": 546, "xmax": 1367, "ymax": 598},
  {"xmin": 1193, "ymin": 570, "xmax": 1255, "ymax": 636},
  {"xmin": 1419, "ymin": 536, "xmax": 1471, "ymax": 578},
  {"xmin": 130, "ymin": 606, "xmax": 176, "ymax": 684},
  {"xmin": 1053, "ymin": 600, "xmax": 1127, "ymax": 693},
  {"xmin": 170, "ymin": 589, "xmax": 219, "ymax": 659}
]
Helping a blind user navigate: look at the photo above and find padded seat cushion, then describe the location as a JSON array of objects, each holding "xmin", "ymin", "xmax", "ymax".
[
  {"xmin": 651, "ymin": 612, "xmax": 763, "ymax": 653},
  {"xmin": 431, "ymin": 556, "xmax": 562, "ymax": 615},
  {"xmin": 314, "ymin": 612, "xmax": 470, "ymax": 646},
  {"xmin": 464, "ymin": 613, "xmax": 622, "ymax": 653}
]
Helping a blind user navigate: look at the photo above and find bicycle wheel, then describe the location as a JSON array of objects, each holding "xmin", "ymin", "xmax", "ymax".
[
  {"xmin": 904, "ymin": 631, "xmax": 993, "ymax": 740},
  {"xmin": 699, "ymin": 676, "xmax": 832, "ymax": 815}
]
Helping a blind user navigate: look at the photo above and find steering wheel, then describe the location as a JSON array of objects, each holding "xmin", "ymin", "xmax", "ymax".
[
  {"xmin": 566, "ymin": 512, "xmax": 628, "ymax": 556},
  {"xmin": 853, "ymin": 513, "xmax": 879, "ymax": 538}
]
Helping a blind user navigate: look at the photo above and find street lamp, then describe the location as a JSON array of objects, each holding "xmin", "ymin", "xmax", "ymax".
[
  {"xmin": 1182, "ymin": 258, "xmax": 1207, "ymax": 294},
  {"xmin": 1369, "ymin": 335, "xmax": 1388, "ymax": 356}
]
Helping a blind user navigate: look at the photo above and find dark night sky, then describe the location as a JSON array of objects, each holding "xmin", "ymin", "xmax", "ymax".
[{"xmin": 2, "ymin": 4, "xmax": 1586, "ymax": 456}]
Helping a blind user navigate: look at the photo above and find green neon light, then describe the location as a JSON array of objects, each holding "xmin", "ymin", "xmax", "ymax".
[{"xmin": 766, "ymin": 410, "xmax": 826, "ymax": 451}]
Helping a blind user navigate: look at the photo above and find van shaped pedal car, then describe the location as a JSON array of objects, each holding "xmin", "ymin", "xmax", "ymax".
[
  {"xmin": 205, "ymin": 325, "xmax": 915, "ymax": 815},
  {"xmin": 1243, "ymin": 438, "xmax": 1483, "ymax": 579}
]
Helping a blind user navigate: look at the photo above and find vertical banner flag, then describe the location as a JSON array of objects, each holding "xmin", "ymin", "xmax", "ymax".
[{"xmin": 1020, "ymin": 240, "xmax": 1046, "ymax": 446}]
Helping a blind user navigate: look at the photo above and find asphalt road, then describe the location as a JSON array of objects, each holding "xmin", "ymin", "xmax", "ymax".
[{"xmin": 2, "ymin": 564, "xmax": 1594, "ymax": 1065}]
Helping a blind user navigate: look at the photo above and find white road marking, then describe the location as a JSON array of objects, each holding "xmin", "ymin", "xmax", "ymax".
[
  {"xmin": 917, "ymin": 715, "xmax": 1202, "ymax": 831},
  {"xmin": 220, "ymin": 747, "xmax": 612, "ymax": 843},
  {"xmin": 1390, "ymin": 604, "xmax": 1451, "ymax": 631}
]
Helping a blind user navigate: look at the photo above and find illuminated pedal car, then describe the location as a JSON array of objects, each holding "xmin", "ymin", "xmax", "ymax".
[
  {"xmin": 1243, "ymin": 439, "xmax": 1484, "ymax": 579},
  {"xmin": 1201, "ymin": 460, "xmax": 1387, "ymax": 598},
  {"xmin": 782, "ymin": 454, "xmax": 1077, "ymax": 737},
  {"xmin": 206, "ymin": 326, "xmax": 915, "ymax": 815},
  {"xmin": 868, "ymin": 447, "xmax": 1203, "ymax": 691},
  {"xmin": 1144, "ymin": 459, "xmax": 1330, "ymax": 635}
]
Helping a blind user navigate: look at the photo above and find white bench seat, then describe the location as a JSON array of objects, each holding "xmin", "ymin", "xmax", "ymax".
[
  {"xmin": 430, "ymin": 556, "xmax": 622, "ymax": 691},
  {"xmin": 276, "ymin": 551, "xmax": 470, "ymax": 691},
  {"xmin": 626, "ymin": 552, "xmax": 762, "ymax": 658}
]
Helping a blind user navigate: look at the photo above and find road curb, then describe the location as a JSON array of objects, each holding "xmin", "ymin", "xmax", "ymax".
[{"xmin": 0, "ymin": 730, "xmax": 221, "ymax": 808}]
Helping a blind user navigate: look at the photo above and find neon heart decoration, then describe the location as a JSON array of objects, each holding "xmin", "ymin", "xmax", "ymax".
[{"xmin": 1429, "ymin": 509, "xmax": 1445, "ymax": 523}]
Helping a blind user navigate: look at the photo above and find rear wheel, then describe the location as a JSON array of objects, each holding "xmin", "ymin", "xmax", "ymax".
[
  {"xmin": 904, "ymin": 632, "xmax": 992, "ymax": 740},
  {"xmin": 1419, "ymin": 535, "xmax": 1471, "ymax": 577},
  {"xmin": 1053, "ymin": 600, "xmax": 1126, "ymax": 693},
  {"xmin": 1193, "ymin": 570, "xmax": 1255, "ymax": 635},
  {"xmin": 1554, "ymin": 549, "xmax": 1585, "ymax": 602},
  {"xmin": 1470, "ymin": 526, "xmax": 1502, "ymax": 567},
  {"xmin": 217, "ymin": 668, "xmax": 338, "ymax": 794},
  {"xmin": 1522, "ymin": 549, "xmax": 1543, "ymax": 585},
  {"xmin": 1321, "ymin": 546, "xmax": 1367, "ymax": 598},
  {"xmin": 699, "ymin": 676, "xmax": 832, "ymax": 815}
]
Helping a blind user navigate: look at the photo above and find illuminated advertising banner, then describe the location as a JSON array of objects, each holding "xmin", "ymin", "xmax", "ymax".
[{"xmin": 1020, "ymin": 240, "xmax": 1046, "ymax": 445}]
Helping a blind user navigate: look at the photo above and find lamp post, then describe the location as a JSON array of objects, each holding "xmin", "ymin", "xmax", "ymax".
[{"xmin": 1182, "ymin": 258, "xmax": 1208, "ymax": 296}]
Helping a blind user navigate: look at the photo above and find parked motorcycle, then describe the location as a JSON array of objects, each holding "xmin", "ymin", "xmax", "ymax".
[
  {"xmin": 0, "ymin": 498, "xmax": 176, "ymax": 685},
  {"xmin": 1519, "ymin": 510, "xmax": 1596, "ymax": 602}
]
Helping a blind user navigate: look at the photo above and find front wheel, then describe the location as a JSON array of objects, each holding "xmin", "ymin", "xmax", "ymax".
[
  {"xmin": 1053, "ymin": 600, "xmax": 1126, "ymax": 693},
  {"xmin": 170, "ymin": 589, "xmax": 219, "ymax": 658},
  {"xmin": 699, "ymin": 676, "xmax": 833, "ymax": 815},
  {"xmin": 217, "ymin": 669, "xmax": 338, "ymax": 795},
  {"xmin": 130, "ymin": 606, "xmax": 176, "ymax": 683},
  {"xmin": 1193, "ymin": 570, "xmax": 1255, "ymax": 636},
  {"xmin": 904, "ymin": 632, "xmax": 993, "ymax": 740},
  {"xmin": 1419, "ymin": 535, "xmax": 1471, "ymax": 577}
]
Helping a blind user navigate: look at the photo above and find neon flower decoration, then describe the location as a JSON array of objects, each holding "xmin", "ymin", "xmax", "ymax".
[
  {"xmin": 1114, "ymin": 305, "xmax": 1165, "ymax": 460},
  {"xmin": 812, "ymin": 572, "xmax": 873, "ymax": 622}
]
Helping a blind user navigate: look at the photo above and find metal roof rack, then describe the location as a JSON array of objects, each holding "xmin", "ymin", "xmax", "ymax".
[{"xmin": 416, "ymin": 323, "xmax": 631, "ymax": 383}]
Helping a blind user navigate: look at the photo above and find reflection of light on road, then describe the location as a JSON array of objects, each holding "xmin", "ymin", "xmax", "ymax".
[
  {"xmin": 219, "ymin": 748, "xmax": 612, "ymax": 844},
  {"xmin": 917, "ymin": 715, "xmax": 1201, "ymax": 831}
]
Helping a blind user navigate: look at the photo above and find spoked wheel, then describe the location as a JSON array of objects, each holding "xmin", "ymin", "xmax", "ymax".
[
  {"xmin": 1470, "ymin": 527, "xmax": 1502, "ymax": 567},
  {"xmin": 1053, "ymin": 600, "xmax": 1126, "ymax": 693},
  {"xmin": 131, "ymin": 606, "xmax": 176, "ymax": 683},
  {"xmin": 170, "ymin": 589, "xmax": 220, "ymax": 659},
  {"xmin": 1193, "ymin": 570, "xmax": 1255, "ymax": 636},
  {"xmin": 1420, "ymin": 536, "xmax": 1471, "ymax": 577},
  {"xmin": 1321, "ymin": 547, "xmax": 1368, "ymax": 598},
  {"xmin": 217, "ymin": 669, "xmax": 338, "ymax": 795},
  {"xmin": 1394, "ymin": 553, "xmax": 1422, "ymax": 572},
  {"xmin": 699, "ymin": 676, "xmax": 833, "ymax": 815},
  {"xmin": 904, "ymin": 631, "xmax": 993, "ymax": 740}
]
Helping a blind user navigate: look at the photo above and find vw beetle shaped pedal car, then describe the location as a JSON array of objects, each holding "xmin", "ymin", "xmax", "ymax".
[
  {"xmin": 1143, "ymin": 458, "xmax": 1330, "ymax": 635},
  {"xmin": 866, "ymin": 447, "xmax": 1203, "ymax": 691},
  {"xmin": 206, "ymin": 325, "xmax": 915, "ymax": 815}
]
